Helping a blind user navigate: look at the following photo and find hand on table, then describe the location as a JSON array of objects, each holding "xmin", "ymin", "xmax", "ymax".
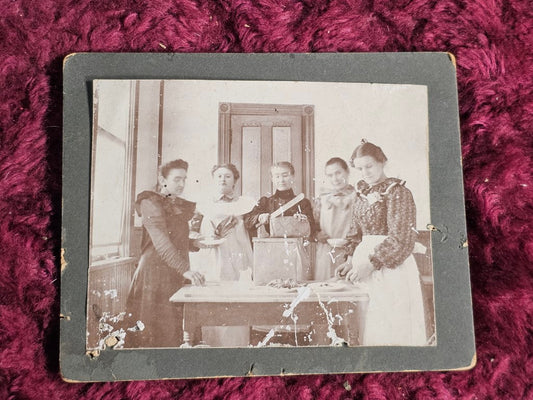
[
  {"xmin": 334, "ymin": 261, "xmax": 352, "ymax": 278},
  {"xmin": 183, "ymin": 270, "xmax": 206, "ymax": 286},
  {"xmin": 346, "ymin": 261, "xmax": 374, "ymax": 283}
]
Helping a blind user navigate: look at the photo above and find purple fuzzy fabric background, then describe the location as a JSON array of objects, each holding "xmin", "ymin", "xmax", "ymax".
[{"xmin": 1, "ymin": 0, "xmax": 532, "ymax": 398}]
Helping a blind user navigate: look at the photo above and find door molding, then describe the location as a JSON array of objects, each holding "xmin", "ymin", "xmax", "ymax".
[{"xmin": 219, "ymin": 103, "xmax": 315, "ymax": 199}]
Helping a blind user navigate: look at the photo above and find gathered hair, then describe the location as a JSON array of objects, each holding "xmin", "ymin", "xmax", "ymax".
[
  {"xmin": 211, "ymin": 163, "xmax": 240, "ymax": 181},
  {"xmin": 349, "ymin": 140, "xmax": 388, "ymax": 167},
  {"xmin": 159, "ymin": 159, "xmax": 188, "ymax": 178},
  {"xmin": 271, "ymin": 161, "xmax": 295, "ymax": 175},
  {"xmin": 326, "ymin": 157, "xmax": 349, "ymax": 172}
]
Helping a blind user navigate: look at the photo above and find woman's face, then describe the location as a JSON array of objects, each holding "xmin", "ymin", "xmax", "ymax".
[
  {"xmin": 271, "ymin": 166, "xmax": 294, "ymax": 191},
  {"xmin": 352, "ymin": 155, "xmax": 386, "ymax": 185},
  {"xmin": 160, "ymin": 168, "xmax": 187, "ymax": 197},
  {"xmin": 213, "ymin": 167, "xmax": 235, "ymax": 195},
  {"xmin": 325, "ymin": 163, "xmax": 349, "ymax": 191}
]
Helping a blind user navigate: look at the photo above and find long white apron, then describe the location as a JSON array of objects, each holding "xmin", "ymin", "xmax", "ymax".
[{"xmin": 353, "ymin": 235, "xmax": 427, "ymax": 346}]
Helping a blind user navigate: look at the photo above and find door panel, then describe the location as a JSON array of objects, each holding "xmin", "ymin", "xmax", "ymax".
[
  {"xmin": 219, "ymin": 103, "xmax": 314, "ymax": 200},
  {"xmin": 241, "ymin": 127, "xmax": 262, "ymax": 199},
  {"xmin": 230, "ymin": 114, "xmax": 302, "ymax": 199},
  {"xmin": 272, "ymin": 127, "xmax": 291, "ymax": 163}
]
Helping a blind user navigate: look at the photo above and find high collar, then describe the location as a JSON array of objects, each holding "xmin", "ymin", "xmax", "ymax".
[
  {"xmin": 274, "ymin": 189, "xmax": 295, "ymax": 200},
  {"xmin": 215, "ymin": 192, "xmax": 235, "ymax": 202},
  {"xmin": 356, "ymin": 178, "xmax": 402, "ymax": 194}
]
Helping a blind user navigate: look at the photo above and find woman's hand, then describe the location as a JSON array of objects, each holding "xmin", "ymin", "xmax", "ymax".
[
  {"xmin": 316, "ymin": 231, "xmax": 329, "ymax": 243},
  {"xmin": 346, "ymin": 261, "xmax": 374, "ymax": 283},
  {"xmin": 183, "ymin": 270, "xmax": 205, "ymax": 286},
  {"xmin": 192, "ymin": 238, "xmax": 208, "ymax": 249},
  {"xmin": 215, "ymin": 215, "xmax": 238, "ymax": 238},
  {"xmin": 334, "ymin": 261, "xmax": 352, "ymax": 278},
  {"xmin": 258, "ymin": 213, "xmax": 270, "ymax": 225},
  {"xmin": 293, "ymin": 213, "xmax": 308, "ymax": 222}
]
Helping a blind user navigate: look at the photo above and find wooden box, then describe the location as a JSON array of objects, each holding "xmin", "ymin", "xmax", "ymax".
[{"xmin": 252, "ymin": 238, "xmax": 313, "ymax": 285}]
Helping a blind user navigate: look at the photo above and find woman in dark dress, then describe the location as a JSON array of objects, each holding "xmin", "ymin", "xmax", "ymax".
[
  {"xmin": 244, "ymin": 161, "xmax": 316, "ymax": 239},
  {"xmin": 126, "ymin": 159, "xmax": 205, "ymax": 348},
  {"xmin": 336, "ymin": 141, "xmax": 426, "ymax": 346}
]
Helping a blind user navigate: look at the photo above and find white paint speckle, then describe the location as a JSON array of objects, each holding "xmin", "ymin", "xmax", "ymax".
[
  {"xmin": 257, "ymin": 328, "xmax": 276, "ymax": 347},
  {"xmin": 282, "ymin": 287, "xmax": 311, "ymax": 318},
  {"xmin": 313, "ymin": 289, "xmax": 348, "ymax": 346},
  {"xmin": 104, "ymin": 289, "xmax": 118, "ymax": 299}
]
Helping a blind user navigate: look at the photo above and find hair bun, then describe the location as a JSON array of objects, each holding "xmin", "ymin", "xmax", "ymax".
[{"xmin": 350, "ymin": 140, "xmax": 388, "ymax": 165}]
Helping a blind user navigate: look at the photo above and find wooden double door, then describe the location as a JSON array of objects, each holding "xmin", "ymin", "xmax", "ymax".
[{"xmin": 218, "ymin": 103, "xmax": 315, "ymax": 199}]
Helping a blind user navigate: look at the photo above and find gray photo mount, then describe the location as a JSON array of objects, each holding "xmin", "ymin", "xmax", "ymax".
[{"xmin": 61, "ymin": 52, "xmax": 475, "ymax": 381}]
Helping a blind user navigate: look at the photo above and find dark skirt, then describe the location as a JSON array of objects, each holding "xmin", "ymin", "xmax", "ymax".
[{"xmin": 125, "ymin": 251, "xmax": 185, "ymax": 348}]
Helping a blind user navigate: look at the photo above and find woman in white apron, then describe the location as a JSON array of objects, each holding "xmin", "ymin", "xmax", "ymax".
[
  {"xmin": 336, "ymin": 140, "xmax": 427, "ymax": 346},
  {"xmin": 194, "ymin": 163, "xmax": 255, "ymax": 347},
  {"xmin": 196, "ymin": 163, "xmax": 255, "ymax": 282}
]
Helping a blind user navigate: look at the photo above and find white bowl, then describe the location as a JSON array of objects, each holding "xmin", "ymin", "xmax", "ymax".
[
  {"xmin": 189, "ymin": 231, "xmax": 202, "ymax": 240},
  {"xmin": 327, "ymin": 238, "xmax": 348, "ymax": 247},
  {"xmin": 199, "ymin": 237, "xmax": 226, "ymax": 246}
]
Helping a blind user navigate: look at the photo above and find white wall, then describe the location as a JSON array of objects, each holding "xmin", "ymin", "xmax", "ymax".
[
  {"xmin": 135, "ymin": 81, "xmax": 161, "ymax": 193},
  {"xmin": 160, "ymin": 80, "xmax": 431, "ymax": 228}
]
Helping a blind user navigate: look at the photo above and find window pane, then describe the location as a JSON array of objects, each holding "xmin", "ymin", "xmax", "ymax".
[
  {"xmin": 91, "ymin": 129, "xmax": 126, "ymax": 251},
  {"xmin": 241, "ymin": 127, "xmax": 261, "ymax": 199},
  {"xmin": 95, "ymin": 80, "xmax": 131, "ymax": 142},
  {"xmin": 272, "ymin": 126, "xmax": 291, "ymax": 163}
]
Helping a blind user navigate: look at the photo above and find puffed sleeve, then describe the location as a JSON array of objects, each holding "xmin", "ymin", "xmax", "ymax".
[
  {"xmin": 243, "ymin": 196, "xmax": 269, "ymax": 233},
  {"xmin": 140, "ymin": 198, "xmax": 190, "ymax": 275},
  {"xmin": 369, "ymin": 184, "xmax": 417, "ymax": 269}
]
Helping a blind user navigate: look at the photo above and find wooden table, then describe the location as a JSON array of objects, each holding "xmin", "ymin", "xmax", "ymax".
[{"xmin": 169, "ymin": 282, "xmax": 369, "ymax": 347}]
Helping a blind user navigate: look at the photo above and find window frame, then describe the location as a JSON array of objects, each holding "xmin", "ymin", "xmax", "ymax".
[{"xmin": 89, "ymin": 81, "xmax": 139, "ymax": 263}]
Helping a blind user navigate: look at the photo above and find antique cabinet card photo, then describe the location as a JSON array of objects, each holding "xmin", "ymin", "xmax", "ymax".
[{"xmin": 61, "ymin": 53, "xmax": 475, "ymax": 381}]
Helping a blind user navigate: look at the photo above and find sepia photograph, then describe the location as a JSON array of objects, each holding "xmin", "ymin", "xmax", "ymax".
[{"xmin": 87, "ymin": 78, "xmax": 435, "ymax": 350}]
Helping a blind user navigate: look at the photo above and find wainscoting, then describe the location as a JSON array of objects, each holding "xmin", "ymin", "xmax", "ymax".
[{"xmin": 86, "ymin": 258, "xmax": 137, "ymax": 349}]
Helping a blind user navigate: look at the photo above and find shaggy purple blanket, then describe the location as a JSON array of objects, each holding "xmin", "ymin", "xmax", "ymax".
[{"xmin": 1, "ymin": 0, "xmax": 532, "ymax": 398}]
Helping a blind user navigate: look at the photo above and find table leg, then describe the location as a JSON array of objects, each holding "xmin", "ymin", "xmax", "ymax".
[
  {"xmin": 356, "ymin": 299, "xmax": 368, "ymax": 345},
  {"xmin": 182, "ymin": 303, "xmax": 202, "ymax": 346}
]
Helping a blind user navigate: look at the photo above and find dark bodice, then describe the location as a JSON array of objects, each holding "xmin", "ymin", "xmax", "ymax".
[
  {"xmin": 136, "ymin": 191, "xmax": 196, "ymax": 274},
  {"xmin": 126, "ymin": 191, "xmax": 196, "ymax": 348},
  {"xmin": 244, "ymin": 189, "xmax": 316, "ymax": 238}
]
